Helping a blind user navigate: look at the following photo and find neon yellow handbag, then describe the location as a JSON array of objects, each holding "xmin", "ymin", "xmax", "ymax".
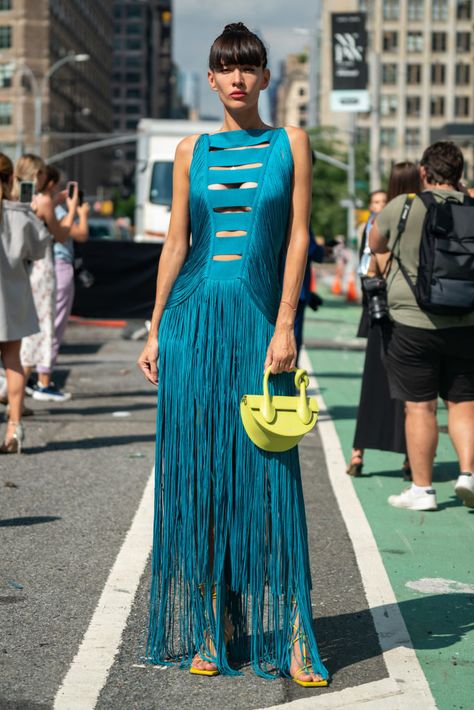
[{"xmin": 240, "ymin": 367, "xmax": 318, "ymax": 452}]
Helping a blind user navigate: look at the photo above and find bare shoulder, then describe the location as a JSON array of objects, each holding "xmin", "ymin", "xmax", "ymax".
[
  {"xmin": 283, "ymin": 125, "xmax": 311, "ymax": 150},
  {"xmin": 174, "ymin": 133, "xmax": 201, "ymax": 175}
]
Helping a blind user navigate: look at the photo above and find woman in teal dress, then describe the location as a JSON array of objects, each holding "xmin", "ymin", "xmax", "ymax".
[{"xmin": 138, "ymin": 22, "xmax": 329, "ymax": 686}]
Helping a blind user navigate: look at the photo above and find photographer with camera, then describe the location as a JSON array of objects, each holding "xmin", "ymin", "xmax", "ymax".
[{"xmin": 370, "ymin": 142, "xmax": 474, "ymax": 512}]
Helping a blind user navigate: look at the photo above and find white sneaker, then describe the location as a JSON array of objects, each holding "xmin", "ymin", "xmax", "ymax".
[
  {"xmin": 454, "ymin": 473, "xmax": 474, "ymax": 509},
  {"xmin": 388, "ymin": 486, "xmax": 438, "ymax": 511}
]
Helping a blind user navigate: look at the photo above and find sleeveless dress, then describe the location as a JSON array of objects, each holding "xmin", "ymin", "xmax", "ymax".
[{"xmin": 147, "ymin": 128, "xmax": 328, "ymax": 681}]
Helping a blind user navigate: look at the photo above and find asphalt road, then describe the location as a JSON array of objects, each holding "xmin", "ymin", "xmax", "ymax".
[{"xmin": 0, "ymin": 324, "xmax": 386, "ymax": 710}]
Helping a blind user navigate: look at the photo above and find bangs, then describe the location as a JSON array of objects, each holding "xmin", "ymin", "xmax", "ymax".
[{"xmin": 209, "ymin": 33, "xmax": 267, "ymax": 70}]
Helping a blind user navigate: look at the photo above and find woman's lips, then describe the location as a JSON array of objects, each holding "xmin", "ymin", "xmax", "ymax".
[{"xmin": 230, "ymin": 92, "xmax": 246, "ymax": 98}]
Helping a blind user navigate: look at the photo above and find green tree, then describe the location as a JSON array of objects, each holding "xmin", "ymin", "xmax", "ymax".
[{"xmin": 308, "ymin": 126, "xmax": 369, "ymax": 240}]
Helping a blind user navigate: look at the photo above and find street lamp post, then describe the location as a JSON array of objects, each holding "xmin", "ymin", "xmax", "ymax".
[{"xmin": 34, "ymin": 53, "xmax": 90, "ymax": 154}]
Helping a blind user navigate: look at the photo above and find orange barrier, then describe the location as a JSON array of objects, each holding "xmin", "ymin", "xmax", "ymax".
[
  {"xmin": 346, "ymin": 271, "xmax": 358, "ymax": 302},
  {"xmin": 331, "ymin": 271, "xmax": 343, "ymax": 295}
]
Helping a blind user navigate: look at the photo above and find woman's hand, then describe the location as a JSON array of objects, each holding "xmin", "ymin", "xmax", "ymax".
[
  {"xmin": 137, "ymin": 339, "xmax": 159, "ymax": 385},
  {"xmin": 264, "ymin": 325, "xmax": 297, "ymax": 374}
]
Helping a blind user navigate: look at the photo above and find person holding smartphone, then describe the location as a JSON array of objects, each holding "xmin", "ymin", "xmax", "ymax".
[
  {"xmin": 47, "ymin": 168, "xmax": 89, "ymax": 380},
  {"xmin": 0, "ymin": 153, "xmax": 50, "ymax": 453},
  {"xmin": 13, "ymin": 154, "xmax": 78, "ymax": 404}
]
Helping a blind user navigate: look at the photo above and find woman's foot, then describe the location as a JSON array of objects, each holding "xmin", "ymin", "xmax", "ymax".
[
  {"xmin": 346, "ymin": 449, "xmax": 363, "ymax": 477},
  {"xmin": 290, "ymin": 627, "xmax": 327, "ymax": 687},
  {"xmin": 190, "ymin": 592, "xmax": 234, "ymax": 677},
  {"xmin": 0, "ymin": 420, "xmax": 24, "ymax": 454}
]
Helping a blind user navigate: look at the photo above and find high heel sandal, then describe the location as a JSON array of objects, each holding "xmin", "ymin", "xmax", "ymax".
[
  {"xmin": 190, "ymin": 585, "xmax": 234, "ymax": 677},
  {"xmin": 0, "ymin": 421, "xmax": 24, "ymax": 454},
  {"xmin": 290, "ymin": 623, "xmax": 328, "ymax": 688},
  {"xmin": 346, "ymin": 453, "xmax": 363, "ymax": 477}
]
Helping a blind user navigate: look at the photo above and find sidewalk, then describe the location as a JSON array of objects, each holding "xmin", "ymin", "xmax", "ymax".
[{"xmin": 304, "ymin": 282, "xmax": 474, "ymax": 710}]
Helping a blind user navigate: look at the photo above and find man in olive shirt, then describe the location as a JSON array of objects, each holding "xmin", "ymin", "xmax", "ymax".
[{"xmin": 370, "ymin": 141, "xmax": 474, "ymax": 512}]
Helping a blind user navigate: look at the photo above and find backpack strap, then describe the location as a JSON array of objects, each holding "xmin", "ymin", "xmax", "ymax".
[{"xmin": 383, "ymin": 193, "xmax": 416, "ymax": 278}]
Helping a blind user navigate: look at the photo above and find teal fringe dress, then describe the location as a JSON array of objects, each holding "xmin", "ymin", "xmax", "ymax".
[{"xmin": 147, "ymin": 127, "xmax": 328, "ymax": 681}]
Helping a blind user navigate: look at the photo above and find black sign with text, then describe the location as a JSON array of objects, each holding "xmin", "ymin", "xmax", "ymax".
[{"xmin": 331, "ymin": 13, "xmax": 368, "ymax": 91}]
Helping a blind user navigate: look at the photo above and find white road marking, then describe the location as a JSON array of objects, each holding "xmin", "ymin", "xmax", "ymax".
[
  {"xmin": 406, "ymin": 577, "xmax": 474, "ymax": 595},
  {"xmin": 53, "ymin": 469, "xmax": 154, "ymax": 710},
  {"xmin": 279, "ymin": 350, "xmax": 436, "ymax": 710}
]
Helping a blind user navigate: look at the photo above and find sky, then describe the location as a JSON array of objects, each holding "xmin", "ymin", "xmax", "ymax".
[{"xmin": 173, "ymin": 0, "xmax": 320, "ymax": 119}]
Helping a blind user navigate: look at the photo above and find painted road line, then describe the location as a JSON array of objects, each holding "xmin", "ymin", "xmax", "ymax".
[
  {"xmin": 298, "ymin": 349, "xmax": 436, "ymax": 709},
  {"xmin": 53, "ymin": 469, "xmax": 155, "ymax": 710}
]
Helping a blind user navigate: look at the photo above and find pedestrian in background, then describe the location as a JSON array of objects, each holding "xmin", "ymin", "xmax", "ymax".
[
  {"xmin": 46, "ymin": 166, "xmax": 89, "ymax": 387},
  {"xmin": 295, "ymin": 228, "xmax": 324, "ymax": 361},
  {"xmin": 138, "ymin": 22, "xmax": 328, "ymax": 686},
  {"xmin": 0, "ymin": 153, "xmax": 50, "ymax": 453},
  {"xmin": 348, "ymin": 164, "xmax": 421, "ymax": 477},
  {"xmin": 14, "ymin": 155, "xmax": 78, "ymax": 404},
  {"xmin": 371, "ymin": 142, "xmax": 474, "ymax": 511}
]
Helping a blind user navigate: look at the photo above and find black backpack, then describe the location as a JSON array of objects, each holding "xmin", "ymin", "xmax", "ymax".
[{"xmin": 394, "ymin": 191, "xmax": 474, "ymax": 316}]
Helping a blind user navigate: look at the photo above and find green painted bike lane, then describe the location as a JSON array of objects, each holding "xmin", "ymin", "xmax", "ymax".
[{"xmin": 304, "ymin": 286, "xmax": 474, "ymax": 710}]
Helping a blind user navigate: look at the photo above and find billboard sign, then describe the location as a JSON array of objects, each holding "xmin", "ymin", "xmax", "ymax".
[{"xmin": 331, "ymin": 12, "xmax": 369, "ymax": 112}]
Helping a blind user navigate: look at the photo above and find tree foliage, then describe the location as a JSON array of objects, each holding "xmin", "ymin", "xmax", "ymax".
[{"xmin": 309, "ymin": 126, "xmax": 369, "ymax": 241}]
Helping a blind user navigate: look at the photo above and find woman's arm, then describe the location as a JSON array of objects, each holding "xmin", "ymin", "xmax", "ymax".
[
  {"xmin": 264, "ymin": 126, "xmax": 312, "ymax": 374},
  {"xmin": 34, "ymin": 186, "xmax": 79, "ymax": 243},
  {"xmin": 68, "ymin": 202, "xmax": 90, "ymax": 242},
  {"xmin": 137, "ymin": 134, "xmax": 197, "ymax": 385}
]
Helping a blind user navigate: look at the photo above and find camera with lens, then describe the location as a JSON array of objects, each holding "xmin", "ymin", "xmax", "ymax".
[{"xmin": 363, "ymin": 276, "xmax": 389, "ymax": 323}]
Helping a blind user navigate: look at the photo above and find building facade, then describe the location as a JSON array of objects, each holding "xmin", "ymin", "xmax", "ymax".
[
  {"xmin": 275, "ymin": 52, "xmax": 310, "ymax": 128},
  {"xmin": 0, "ymin": 0, "xmax": 114, "ymax": 189},
  {"xmin": 111, "ymin": 0, "xmax": 172, "ymax": 190},
  {"xmin": 319, "ymin": 0, "xmax": 474, "ymax": 178}
]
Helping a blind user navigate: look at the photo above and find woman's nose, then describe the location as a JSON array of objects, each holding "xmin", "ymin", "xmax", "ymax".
[{"xmin": 232, "ymin": 69, "xmax": 244, "ymax": 84}]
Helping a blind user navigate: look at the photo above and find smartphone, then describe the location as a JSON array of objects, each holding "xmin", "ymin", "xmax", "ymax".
[
  {"xmin": 67, "ymin": 181, "xmax": 78, "ymax": 199},
  {"xmin": 78, "ymin": 189, "xmax": 84, "ymax": 207},
  {"xmin": 19, "ymin": 181, "xmax": 35, "ymax": 203}
]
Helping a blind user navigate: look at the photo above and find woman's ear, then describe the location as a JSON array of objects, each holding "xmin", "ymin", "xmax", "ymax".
[
  {"xmin": 208, "ymin": 70, "xmax": 218, "ymax": 92},
  {"xmin": 261, "ymin": 68, "xmax": 271, "ymax": 90}
]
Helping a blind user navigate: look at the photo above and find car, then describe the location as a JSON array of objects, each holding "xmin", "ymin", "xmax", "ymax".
[{"xmin": 87, "ymin": 218, "xmax": 132, "ymax": 241}]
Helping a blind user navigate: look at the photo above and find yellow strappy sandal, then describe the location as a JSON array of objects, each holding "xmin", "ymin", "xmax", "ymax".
[
  {"xmin": 290, "ymin": 623, "xmax": 328, "ymax": 688},
  {"xmin": 190, "ymin": 586, "xmax": 234, "ymax": 677}
]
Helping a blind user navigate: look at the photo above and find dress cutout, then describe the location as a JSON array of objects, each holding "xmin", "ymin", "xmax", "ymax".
[{"xmin": 147, "ymin": 128, "xmax": 328, "ymax": 680}]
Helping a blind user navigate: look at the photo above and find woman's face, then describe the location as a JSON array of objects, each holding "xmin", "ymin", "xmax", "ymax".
[
  {"xmin": 35, "ymin": 168, "xmax": 48, "ymax": 193},
  {"xmin": 208, "ymin": 63, "xmax": 270, "ymax": 111}
]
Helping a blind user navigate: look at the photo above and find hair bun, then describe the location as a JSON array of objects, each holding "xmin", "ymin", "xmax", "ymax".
[{"xmin": 223, "ymin": 22, "xmax": 249, "ymax": 34}]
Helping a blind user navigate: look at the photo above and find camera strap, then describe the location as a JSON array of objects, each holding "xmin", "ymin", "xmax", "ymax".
[{"xmin": 384, "ymin": 193, "xmax": 416, "ymax": 278}]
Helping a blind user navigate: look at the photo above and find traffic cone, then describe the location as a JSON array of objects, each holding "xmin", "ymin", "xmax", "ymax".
[
  {"xmin": 310, "ymin": 264, "xmax": 317, "ymax": 293},
  {"xmin": 346, "ymin": 271, "xmax": 358, "ymax": 302},
  {"xmin": 331, "ymin": 270, "xmax": 342, "ymax": 295}
]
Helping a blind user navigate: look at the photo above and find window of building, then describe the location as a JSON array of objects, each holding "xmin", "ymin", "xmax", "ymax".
[
  {"xmin": 432, "ymin": 32, "xmax": 447, "ymax": 51},
  {"xmin": 382, "ymin": 63, "xmax": 397, "ymax": 84},
  {"xmin": 0, "ymin": 62, "xmax": 13, "ymax": 87},
  {"xmin": 381, "ymin": 128, "xmax": 396, "ymax": 147},
  {"xmin": 455, "ymin": 96, "xmax": 470, "ymax": 117},
  {"xmin": 405, "ymin": 128, "xmax": 421, "ymax": 148},
  {"xmin": 457, "ymin": 1, "xmax": 472, "ymax": 19},
  {"xmin": 432, "ymin": 0, "xmax": 448, "ymax": 20},
  {"xmin": 126, "ymin": 6, "xmax": 142, "ymax": 17},
  {"xmin": 126, "ymin": 119, "xmax": 138, "ymax": 130},
  {"xmin": 126, "ymin": 38, "xmax": 141, "ymax": 51},
  {"xmin": 380, "ymin": 94, "xmax": 398, "ymax": 115},
  {"xmin": 0, "ymin": 25, "xmax": 11, "ymax": 48},
  {"xmin": 126, "ymin": 88, "xmax": 141, "ymax": 98},
  {"xmin": 113, "ymin": 117, "xmax": 121, "ymax": 130},
  {"xmin": 113, "ymin": 6, "xmax": 122, "ymax": 19},
  {"xmin": 407, "ymin": 32, "xmax": 423, "ymax": 52},
  {"xmin": 406, "ymin": 96, "xmax": 421, "ymax": 116},
  {"xmin": 113, "ymin": 87, "xmax": 121, "ymax": 98},
  {"xmin": 383, "ymin": 0, "xmax": 399, "ymax": 20},
  {"xmin": 431, "ymin": 63, "xmax": 446, "ymax": 84},
  {"xmin": 407, "ymin": 0, "xmax": 423, "ymax": 20},
  {"xmin": 456, "ymin": 32, "xmax": 471, "ymax": 52},
  {"xmin": 455, "ymin": 63, "xmax": 471, "ymax": 85},
  {"xmin": 383, "ymin": 31, "xmax": 398, "ymax": 51},
  {"xmin": 125, "ymin": 72, "xmax": 140, "ymax": 83},
  {"xmin": 298, "ymin": 87, "xmax": 306, "ymax": 96},
  {"xmin": 0, "ymin": 1, "xmax": 12, "ymax": 10},
  {"xmin": 0, "ymin": 100, "xmax": 12, "ymax": 124},
  {"xmin": 126, "ymin": 104, "xmax": 140, "ymax": 114},
  {"xmin": 406, "ymin": 64, "xmax": 422, "ymax": 84},
  {"xmin": 430, "ymin": 96, "xmax": 445, "ymax": 116},
  {"xmin": 126, "ymin": 23, "xmax": 141, "ymax": 35}
]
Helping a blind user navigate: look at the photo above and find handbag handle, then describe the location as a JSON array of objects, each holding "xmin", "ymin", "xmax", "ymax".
[{"xmin": 261, "ymin": 367, "xmax": 312, "ymax": 425}]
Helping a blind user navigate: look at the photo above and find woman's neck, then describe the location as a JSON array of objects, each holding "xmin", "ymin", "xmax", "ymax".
[{"xmin": 220, "ymin": 108, "xmax": 269, "ymax": 133}]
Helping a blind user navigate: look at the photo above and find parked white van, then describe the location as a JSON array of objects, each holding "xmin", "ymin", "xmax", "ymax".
[{"xmin": 134, "ymin": 119, "xmax": 220, "ymax": 243}]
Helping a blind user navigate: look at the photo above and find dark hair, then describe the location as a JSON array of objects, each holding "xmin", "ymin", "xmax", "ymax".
[
  {"xmin": 45, "ymin": 164, "xmax": 61, "ymax": 185},
  {"xmin": 209, "ymin": 22, "xmax": 267, "ymax": 70},
  {"xmin": 387, "ymin": 161, "xmax": 421, "ymax": 201},
  {"xmin": 420, "ymin": 141, "xmax": 464, "ymax": 187}
]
